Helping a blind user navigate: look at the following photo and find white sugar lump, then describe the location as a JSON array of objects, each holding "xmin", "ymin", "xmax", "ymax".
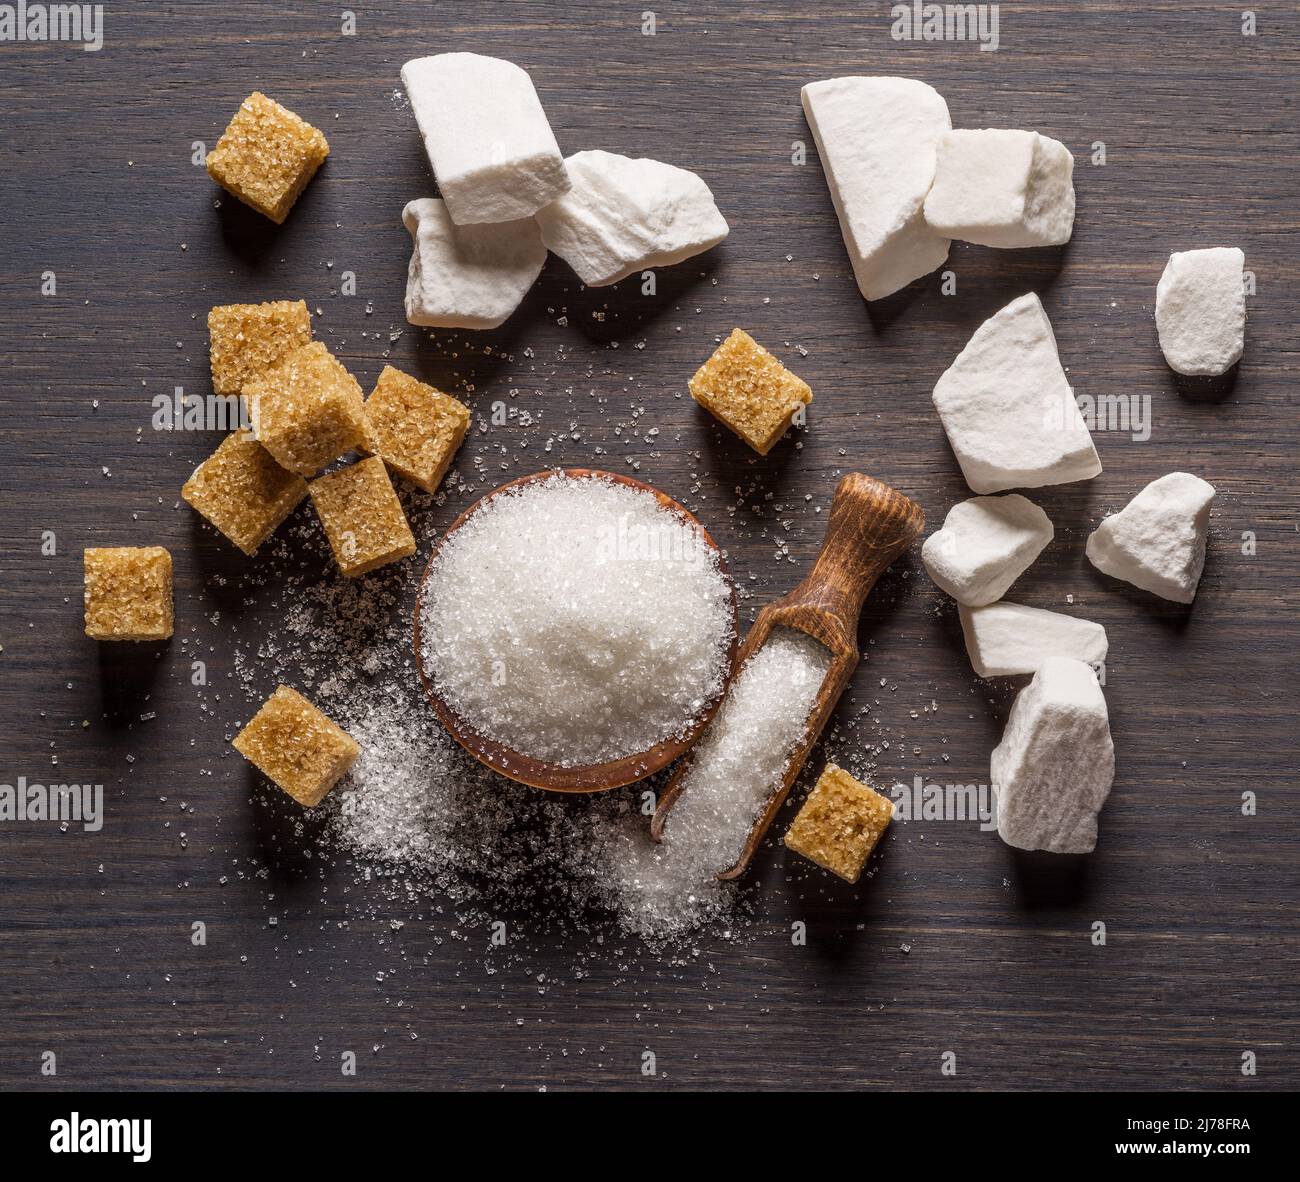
[
  {"xmin": 960, "ymin": 601, "xmax": 1108, "ymax": 679},
  {"xmin": 1155, "ymin": 247, "xmax": 1245, "ymax": 376},
  {"xmin": 656, "ymin": 628, "xmax": 832, "ymax": 878},
  {"xmin": 400, "ymin": 52, "xmax": 569, "ymax": 224},
  {"xmin": 922, "ymin": 494, "xmax": 1054, "ymax": 607},
  {"xmin": 800, "ymin": 76, "xmax": 952, "ymax": 301},
  {"xmin": 534, "ymin": 150, "xmax": 729, "ymax": 287},
  {"xmin": 932, "ymin": 292, "xmax": 1101, "ymax": 494},
  {"xmin": 991, "ymin": 657, "xmax": 1115, "ymax": 854},
  {"xmin": 419, "ymin": 473, "xmax": 734, "ymax": 766},
  {"xmin": 401, "ymin": 198, "xmax": 546, "ymax": 329},
  {"xmin": 1086, "ymin": 472, "xmax": 1215, "ymax": 603},
  {"xmin": 924, "ymin": 129, "xmax": 1076, "ymax": 248}
]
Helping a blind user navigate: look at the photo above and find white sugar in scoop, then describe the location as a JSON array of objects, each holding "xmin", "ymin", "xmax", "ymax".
[
  {"xmin": 649, "ymin": 628, "xmax": 832, "ymax": 880},
  {"xmin": 418, "ymin": 471, "xmax": 735, "ymax": 774}
]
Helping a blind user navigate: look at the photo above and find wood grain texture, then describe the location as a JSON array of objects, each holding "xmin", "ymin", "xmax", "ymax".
[{"xmin": 0, "ymin": 1, "xmax": 1298, "ymax": 1091}]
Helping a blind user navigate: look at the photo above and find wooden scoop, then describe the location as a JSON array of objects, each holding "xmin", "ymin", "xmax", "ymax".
[
  {"xmin": 650, "ymin": 472, "xmax": 924, "ymax": 879},
  {"xmin": 413, "ymin": 468, "xmax": 739, "ymax": 794}
]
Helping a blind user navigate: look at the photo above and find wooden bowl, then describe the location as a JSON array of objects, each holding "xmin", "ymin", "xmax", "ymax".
[{"xmin": 413, "ymin": 468, "xmax": 739, "ymax": 793}]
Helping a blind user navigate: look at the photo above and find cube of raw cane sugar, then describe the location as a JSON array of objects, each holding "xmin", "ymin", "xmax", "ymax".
[
  {"xmin": 242, "ymin": 341, "xmax": 369, "ymax": 476},
  {"xmin": 784, "ymin": 763, "xmax": 893, "ymax": 884},
  {"xmin": 689, "ymin": 328, "xmax": 812, "ymax": 455},
  {"xmin": 205, "ymin": 92, "xmax": 329, "ymax": 224},
  {"xmin": 309, "ymin": 456, "xmax": 417, "ymax": 577},
  {"xmin": 364, "ymin": 365, "xmax": 470, "ymax": 494},
  {"xmin": 182, "ymin": 431, "xmax": 308, "ymax": 555},
  {"xmin": 233, "ymin": 686, "xmax": 359, "ymax": 807},
  {"xmin": 207, "ymin": 299, "xmax": 312, "ymax": 398},
  {"xmin": 83, "ymin": 547, "xmax": 173, "ymax": 642}
]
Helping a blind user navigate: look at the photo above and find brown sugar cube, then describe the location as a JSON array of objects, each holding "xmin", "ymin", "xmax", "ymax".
[
  {"xmin": 242, "ymin": 341, "xmax": 369, "ymax": 476},
  {"xmin": 205, "ymin": 92, "xmax": 329, "ymax": 224},
  {"xmin": 233, "ymin": 686, "xmax": 359, "ymax": 806},
  {"xmin": 207, "ymin": 299, "xmax": 312, "ymax": 397},
  {"xmin": 688, "ymin": 328, "xmax": 812, "ymax": 455},
  {"xmin": 182, "ymin": 431, "xmax": 308, "ymax": 556},
  {"xmin": 309, "ymin": 456, "xmax": 417, "ymax": 577},
  {"xmin": 783, "ymin": 762, "xmax": 893, "ymax": 884},
  {"xmin": 83, "ymin": 547, "xmax": 174, "ymax": 642},
  {"xmin": 364, "ymin": 365, "xmax": 470, "ymax": 494}
]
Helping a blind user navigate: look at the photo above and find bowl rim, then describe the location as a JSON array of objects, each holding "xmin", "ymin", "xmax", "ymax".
[{"xmin": 412, "ymin": 467, "xmax": 739, "ymax": 793}]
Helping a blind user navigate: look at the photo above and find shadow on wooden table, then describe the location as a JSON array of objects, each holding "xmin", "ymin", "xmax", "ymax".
[
  {"xmin": 94, "ymin": 641, "xmax": 169, "ymax": 728},
  {"xmin": 244, "ymin": 767, "xmax": 334, "ymax": 886},
  {"xmin": 1010, "ymin": 848, "xmax": 1093, "ymax": 909},
  {"xmin": 1172, "ymin": 365, "xmax": 1239, "ymax": 405}
]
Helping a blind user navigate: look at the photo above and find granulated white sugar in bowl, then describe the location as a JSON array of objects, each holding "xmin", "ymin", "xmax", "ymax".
[{"xmin": 418, "ymin": 471, "xmax": 735, "ymax": 767}]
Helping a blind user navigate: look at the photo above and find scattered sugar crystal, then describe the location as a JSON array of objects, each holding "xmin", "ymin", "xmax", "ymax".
[
  {"xmin": 233, "ymin": 467, "xmax": 859, "ymax": 946},
  {"xmin": 419, "ymin": 472, "xmax": 733, "ymax": 765}
]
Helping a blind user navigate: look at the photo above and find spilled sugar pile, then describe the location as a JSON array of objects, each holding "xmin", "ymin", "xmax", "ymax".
[
  {"xmin": 419, "ymin": 471, "xmax": 734, "ymax": 766},
  {"xmin": 247, "ymin": 527, "xmax": 752, "ymax": 944}
]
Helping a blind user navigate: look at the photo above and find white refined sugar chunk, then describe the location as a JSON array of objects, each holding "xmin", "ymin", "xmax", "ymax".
[
  {"xmin": 535, "ymin": 150, "xmax": 729, "ymax": 287},
  {"xmin": 922, "ymin": 494, "xmax": 1054, "ymax": 606},
  {"xmin": 924, "ymin": 129, "xmax": 1075, "ymax": 248},
  {"xmin": 1086, "ymin": 471, "xmax": 1215, "ymax": 603},
  {"xmin": 991, "ymin": 657, "xmax": 1114, "ymax": 854},
  {"xmin": 401, "ymin": 198, "xmax": 546, "ymax": 329},
  {"xmin": 932, "ymin": 292, "xmax": 1101, "ymax": 493},
  {"xmin": 800, "ymin": 75, "xmax": 951, "ymax": 301},
  {"xmin": 1155, "ymin": 247, "xmax": 1245, "ymax": 376},
  {"xmin": 400, "ymin": 52, "xmax": 569, "ymax": 225},
  {"xmin": 960, "ymin": 601, "xmax": 1108, "ymax": 678}
]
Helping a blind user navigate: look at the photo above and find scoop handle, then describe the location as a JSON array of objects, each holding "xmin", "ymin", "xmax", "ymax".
[{"xmin": 768, "ymin": 472, "xmax": 925, "ymax": 659}]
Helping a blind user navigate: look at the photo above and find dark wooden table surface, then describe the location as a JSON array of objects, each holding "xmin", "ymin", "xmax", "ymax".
[{"xmin": 1, "ymin": 2, "xmax": 1297, "ymax": 1092}]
